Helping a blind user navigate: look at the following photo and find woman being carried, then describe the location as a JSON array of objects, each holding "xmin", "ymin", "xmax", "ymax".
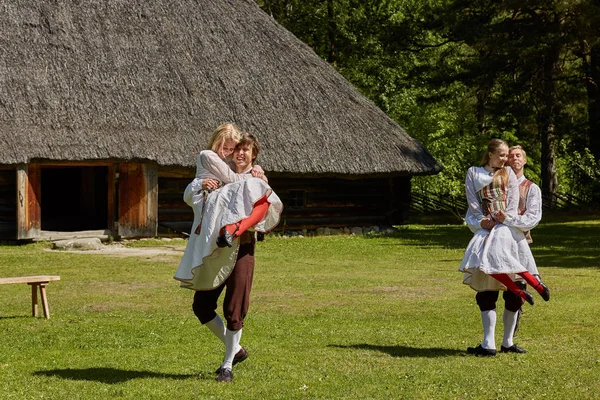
[{"xmin": 174, "ymin": 123, "xmax": 282, "ymax": 291}]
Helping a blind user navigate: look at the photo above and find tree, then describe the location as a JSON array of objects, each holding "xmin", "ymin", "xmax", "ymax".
[{"xmin": 256, "ymin": 0, "xmax": 600, "ymax": 206}]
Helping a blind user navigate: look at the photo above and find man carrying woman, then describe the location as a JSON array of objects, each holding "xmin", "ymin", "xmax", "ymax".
[
  {"xmin": 174, "ymin": 124, "xmax": 282, "ymax": 380},
  {"xmin": 459, "ymin": 139, "xmax": 549, "ymax": 356}
]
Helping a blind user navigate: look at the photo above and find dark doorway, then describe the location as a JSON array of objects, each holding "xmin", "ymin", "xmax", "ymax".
[{"xmin": 41, "ymin": 167, "xmax": 109, "ymax": 231}]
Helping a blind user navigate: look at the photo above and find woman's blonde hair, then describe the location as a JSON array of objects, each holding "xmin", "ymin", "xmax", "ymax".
[
  {"xmin": 208, "ymin": 123, "xmax": 242, "ymax": 152},
  {"xmin": 480, "ymin": 138, "xmax": 509, "ymax": 187}
]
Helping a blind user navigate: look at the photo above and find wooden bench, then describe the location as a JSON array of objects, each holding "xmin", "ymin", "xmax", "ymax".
[{"xmin": 0, "ymin": 276, "xmax": 61, "ymax": 319}]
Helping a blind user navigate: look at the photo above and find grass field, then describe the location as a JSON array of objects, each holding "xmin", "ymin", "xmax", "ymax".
[{"xmin": 1, "ymin": 219, "xmax": 599, "ymax": 399}]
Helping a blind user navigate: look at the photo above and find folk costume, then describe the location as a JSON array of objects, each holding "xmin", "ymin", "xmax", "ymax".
[
  {"xmin": 460, "ymin": 165, "xmax": 539, "ymax": 292},
  {"xmin": 174, "ymin": 150, "xmax": 282, "ymax": 380},
  {"xmin": 460, "ymin": 166, "xmax": 545, "ymax": 355},
  {"xmin": 174, "ymin": 150, "xmax": 282, "ymax": 291}
]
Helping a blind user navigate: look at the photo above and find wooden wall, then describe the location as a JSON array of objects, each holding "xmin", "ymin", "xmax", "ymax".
[
  {"xmin": 268, "ymin": 176, "xmax": 411, "ymax": 230},
  {"xmin": 156, "ymin": 167, "xmax": 411, "ymax": 234},
  {"xmin": 157, "ymin": 167, "xmax": 194, "ymax": 234},
  {"xmin": 2, "ymin": 164, "xmax": 412, "ymax": 240},
  {"xmin": 117, "ymin": 163, "xmax": 158, "ymax": 238}
]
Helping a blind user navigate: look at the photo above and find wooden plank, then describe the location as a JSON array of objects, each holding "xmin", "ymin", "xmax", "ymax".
[
  {"xmin": 16, "ymin": 164, "xmax": 41, "ymax": 239},
  {"xmin": 0, "ymin": 276, "xmax": 61, "ymax": 285},
  {"xmin": 118, "ymin": 163, "xmax": 158, "ymax": 237},
  {"xmin": 157, "ymin": 166, "xmax": 194, "ymax": 179}
]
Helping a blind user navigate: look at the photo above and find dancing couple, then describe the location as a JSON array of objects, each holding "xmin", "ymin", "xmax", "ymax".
[
  {"xmin": 460, "ymin": 139, "xmax": 549, "ymax": 356},
  {"xmin": 174, "ymin": 123, "xmax": 282, "ymax": 381}
]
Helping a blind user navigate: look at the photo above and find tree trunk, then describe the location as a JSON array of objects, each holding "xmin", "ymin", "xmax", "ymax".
[
  {"xmin": 539, "ymin": 46, "xmax": 561, "ymax": 208},
  {"xmin": 586, "ymin": 44, "xmax": 600, "ymax": 160},
  {"xmin": 476, "ymin": 85, "xmax": 489, "ymax": 135},
  {"xmin": 541, "ymin": 123, "xmax": 558, "ymax": 207},
  {"xmin": 327, "ymin": 0, "xmax": 336, "ymax": 64}
]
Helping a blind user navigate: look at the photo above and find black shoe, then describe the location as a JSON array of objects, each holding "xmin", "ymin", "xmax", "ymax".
[
  {"xmin": 500, "ymin": 344, "xmax": 527, "ymax": 354},
  {"xmin": 216, "ymin": 368, "xmax": 233, "ymax": 382},
  {"xmin": 216, "ymin": 230, "xmax": 234, "ymax": 248},
  {"xmin": 521, "ymin": 290, "xmax": 534, "ymax": 306},
  {"xmin": 536, "ymin": 282, "xmax": 550, "ymax": 302},
  {"xmin": 215, "ymin": 347, "xmax": 248, "ymax": 374},
  {"xmin": 466, "ymin": 344, "xmax": 496, "ymax": 357},
  {"xmin": 533, "ymin": 274, "xmax": 550, "ymax": 302}
]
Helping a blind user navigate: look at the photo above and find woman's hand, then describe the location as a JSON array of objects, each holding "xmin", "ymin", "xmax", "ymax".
[
  {"xmin": 251, "ymin": 165, "xmax": 265, "ymax": 179},
  {"xmin": 492, "ymin": 210, "xmax": 507, "ymax": 223},
  {"xmin": 480, "ymin": 218, "xmax": 497, "ymax": 230},
  {"xmin": 202, "ymin": 179, "xmax": 220, "ymax": 190}
]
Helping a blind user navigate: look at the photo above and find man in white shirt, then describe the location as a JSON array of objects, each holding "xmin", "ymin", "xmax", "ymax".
[{"xmin": 504, "ymin": 145, "xmax": 543, "ymax": 244}]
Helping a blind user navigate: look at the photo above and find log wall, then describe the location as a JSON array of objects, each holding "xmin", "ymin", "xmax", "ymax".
[{"xmin": 156, "ymin": 167, "xmax": 411, "ymax": 234}]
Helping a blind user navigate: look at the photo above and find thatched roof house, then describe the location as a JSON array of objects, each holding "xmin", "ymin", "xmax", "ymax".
[{"xmin": 0, "ymin": 0, "xmax": 440, "ymax": 239}]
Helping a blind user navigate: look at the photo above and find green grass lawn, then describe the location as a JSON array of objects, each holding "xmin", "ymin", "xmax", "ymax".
[{"xmin": 1, "ymin": 219, "xmax": 599, "ymax": 399}]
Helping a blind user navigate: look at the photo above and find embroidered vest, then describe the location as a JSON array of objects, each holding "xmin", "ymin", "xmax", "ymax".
[
  {"xmin": 518, "ymin": 179, "xmax": 533, "ymax": 243},
  {"xmin": 478, "ymin": 174, "xmax": 507, "ymax": 217}
]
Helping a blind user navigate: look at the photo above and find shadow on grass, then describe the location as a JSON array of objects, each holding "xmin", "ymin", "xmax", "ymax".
[
  {"xmin": 33, "ymin": 368, "xmax": 198, "ymax": 384},
  {"xmin": 366, "ymin": 225, "xmax": 470, "ymax": 250},
  {"xmin": 366, "ymin": 222, "xmax": 600, "ymax": 268},
  {"xmin": 530, "ymin": 224, "xmax": 600, "ymax": 268},
  {"xmin": 329, "ymin": 344, "xmax": 463, "ymax": 358}
]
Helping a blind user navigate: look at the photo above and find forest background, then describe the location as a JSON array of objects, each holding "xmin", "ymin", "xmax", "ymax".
[{"xmin": 256, "ymin": 0, "xmax": 600, "ymax": 208}]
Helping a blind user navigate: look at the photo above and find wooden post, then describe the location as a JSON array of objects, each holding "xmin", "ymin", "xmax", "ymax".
[
  {"xmin": 118, "ymin": 163, "xmax": 158, "ymax": 237},
  {"xmin": 39, "ymin": 283, "xmax": 50, "ymax": 319},
  {"xmin": 30, "ymin": 283, "xmax": 39, "ymax": 317},
  {"xmin": 16, "ymin": 164, "xmax": 41, "ymax": 239}
]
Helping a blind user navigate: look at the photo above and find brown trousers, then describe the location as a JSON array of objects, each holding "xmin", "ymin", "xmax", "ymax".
[{"xmin": 192, "ymin": 236, "xmax": 255, "ymax": 331}]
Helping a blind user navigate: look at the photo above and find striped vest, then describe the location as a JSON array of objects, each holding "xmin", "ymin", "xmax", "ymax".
[
  {"xmin": 518, "ymin": 179, "xmax": 534, "ymax": 243},
  {"xmin": 478, "ymin": 174, "xmax": 507, "ymax": 217}
]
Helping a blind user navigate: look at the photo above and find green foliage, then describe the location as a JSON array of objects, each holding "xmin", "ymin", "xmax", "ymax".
[
  {"xmin": 256, "ymin": 0, "xmax": 600, "ymax": 204},
  {"xmin": 1, "ymin": 221, "xmax": 600, "ymax": 398}
]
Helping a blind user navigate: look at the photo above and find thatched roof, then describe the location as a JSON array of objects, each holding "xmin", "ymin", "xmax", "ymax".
[{"xmin": 0, "ymin": 0, "xmax": 441, "ymax": 177}]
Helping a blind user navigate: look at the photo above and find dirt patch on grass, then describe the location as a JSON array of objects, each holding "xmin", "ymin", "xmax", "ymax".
[{"xmin": 50, "ymin": 243, "xmax": 186, "ymax": 258}]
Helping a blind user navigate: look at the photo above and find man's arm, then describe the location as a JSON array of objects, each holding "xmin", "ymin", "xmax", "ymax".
[{"xmin": 502, "ymin": 183, "xmax": 542, "ymax": 231}]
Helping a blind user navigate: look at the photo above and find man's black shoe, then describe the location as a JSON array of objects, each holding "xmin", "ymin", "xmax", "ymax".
[
  {"xmin": 216, "ymin": 368, "xmax": 233, "ymax": 382},
  {"xmin": 466, "ymin": 344, "xmax": 497, "ymax": 356},
  {"xmin": 500, "ymin": 344, "xmax": 527, "ymax": 354},
  {"xmin": 215, "ymin": 347, "xmax": 248, "ymax": 374}
]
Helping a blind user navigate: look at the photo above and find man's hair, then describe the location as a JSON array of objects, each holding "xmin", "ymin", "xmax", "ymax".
[
  {"xmin": 509, "ymin": 145, "xmax": 527, "ymax": 160},
  {"xmin": 237, "ymin": 133, "xmax": 260, "ymax": 159}
]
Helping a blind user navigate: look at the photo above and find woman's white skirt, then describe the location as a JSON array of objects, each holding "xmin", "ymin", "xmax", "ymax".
[
  {"xmin": 459, "ymin": 224, "xmax": 539, "ymax": 291},
  {"xmin": 174, "ymin": 178, "xmax": 282, "ymax": 291}
]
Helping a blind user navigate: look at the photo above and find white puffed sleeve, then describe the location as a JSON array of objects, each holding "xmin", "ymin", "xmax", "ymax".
[
  {"xmin": 504, "ymin": 182, "xmax": 542, "ymax": 231},
  {"xmin": 183, "ymin": 179, "xmax": 203, "ymax": 206},
  {"xmin": 504, "ymin": 167, "xmax": 519, "ymax": 218},
  {"xmin": 199, "ymin": 151, "xmax": 252, "ymax": 184},
  {"xmin": 464, "ymin": 167, "xmax": 485, "ymax": 233}
]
